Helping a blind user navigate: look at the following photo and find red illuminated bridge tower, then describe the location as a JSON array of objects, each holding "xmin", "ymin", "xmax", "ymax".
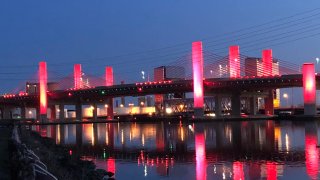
[
  {"xmin": 192, "ymin": 41, "xmax": 204, "ymax": 117},
  {"xmin": 303, "ymin": 63, "xmax": 316, "ymax": 115}
]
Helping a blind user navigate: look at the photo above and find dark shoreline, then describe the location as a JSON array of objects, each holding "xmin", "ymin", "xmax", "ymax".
[{"xmin": 14, "ymin": 126, "xmax": 112, "ymax": 180}]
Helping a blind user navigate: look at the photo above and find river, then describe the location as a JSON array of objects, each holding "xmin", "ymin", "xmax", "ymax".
[{"xmin": 31, "ymin": 119, "xmax": 320, "ymax": 180}]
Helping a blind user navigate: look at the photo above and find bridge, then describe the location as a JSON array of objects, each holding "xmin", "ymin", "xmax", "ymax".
[{"xmin": 0, "ymin": 42, "xmax": 318, "ymax": 121}]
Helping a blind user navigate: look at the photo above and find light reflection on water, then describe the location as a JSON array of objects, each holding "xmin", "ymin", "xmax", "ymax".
[{"xmin": 31, "ymin": 120, "xmax": 320, "ymax": 180}]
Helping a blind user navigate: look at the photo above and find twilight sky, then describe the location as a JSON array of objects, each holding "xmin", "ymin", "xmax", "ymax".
[{"xmin": 1, "ymin": 0, "xmax": 320, "ymax": 93}]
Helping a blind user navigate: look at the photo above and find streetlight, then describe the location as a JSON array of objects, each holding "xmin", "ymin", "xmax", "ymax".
[
  {"xmin": 141, "ymin": 71, "xmax": 145, "ymax": 80},
  {"xmin": 283, "ymin": 93, "xmax": 289, "ymax": 107}
]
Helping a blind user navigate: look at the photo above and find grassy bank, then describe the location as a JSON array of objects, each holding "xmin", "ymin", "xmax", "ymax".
[{"xmin": 19, "ymin": 127, "xmax": 108, "ymax": 180}]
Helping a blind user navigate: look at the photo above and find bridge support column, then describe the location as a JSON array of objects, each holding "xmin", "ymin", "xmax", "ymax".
[
  {"xmin": 36, "ymin": 107, "xmax": 41, "ymax": 121},
  {"xmin": 215, "ymin": 95, "xmax": 222, "ymax": 117},
  {"xmin": 249, "ymin": 96, "xmax": 257, "ymax": 115},
  {"xmin": 39, "ymin": 114, "xmax": 47, "ymax": 123},
  {"xmin": 303, "ymin": 63, "xmax": 316, "ymax": 116},
  {"xmin": 231, "ymin": 92, "xmax": 241, "ymax": 117},
  {"xmin": 59, "ymin": 104, "xmax": 64, "ymax": 121},
  {"xmin": 20, "ymin": 106, "xmax": 26, "ymax": 119},
  {"xmin": 264, "ymin": 89, "xmax": 274, "ymax": 115},
  {"xmin": 76, "ymin": 102, "xmax": 82, "ymax": 121},
  {"xmin": 194, "ymin": 108, "xmax": 204, "ymax": 118},
  {"xmin": 107, "ymin": 98, "xmax": 114, "ymax": 120},
  {"xmin": 2, "ymin": 108, "xmax": 12, "ymax": 119},
  {"xmin": 92, "ymin": 103, "xmax": 97, "ymax": 121},
  {"xmin": 50, "ymin": 105, "xmax": 56, "ymax": 121}
]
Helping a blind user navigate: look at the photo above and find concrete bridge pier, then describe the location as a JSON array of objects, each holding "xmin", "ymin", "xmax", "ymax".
[
  {"xmin": 264, "ymin": 89, "xmax": 274, "ymax": 115},
  {"xmin": 194, "ymin": 108, "xmax": 204, "ymax": 118},
  {"xmin": 107, "ymin": 98, "xmax": 114, "ymax": 120},
  {"xmin": 50, "ymin": 105, "xmax": 56, "ymax": 121},
  {"xmin": 92, "ymin": 103, "xmax": 97, "ymax": 121},
  {"xmin": 36, "ymin": 107, "xmax": 47, "ymax": 122},
  {"xmin": 36, "ymin": 107, "xmax": 40, "ymax": 121},
  {"xmin": 249, "ymin": 96, "xmax": 257, "ymax": 115},
  {"xmin": 2, "ymin": 107, "xmax": 12, "ymax": 119},
  {"xmin": 59, "ymin": 125, "xmax": 65, "ymax": 144},
  {"xmin": 231, "ymin": 92, "xmax": 241, "ymax": 117},
  {"xmin": 20, "ymin": 105, "xmax": 26, "ymax": 119},
  {"xmin": 75, "ymin": 102, "xmax": 82, "ymax": 121},
  {"xmin": 59, "ymin": 104, "xmax": 64, "ymax": 121},
  {"xmin": 214, "ymin": 95, "xmax": 222, "ymax": 117}
]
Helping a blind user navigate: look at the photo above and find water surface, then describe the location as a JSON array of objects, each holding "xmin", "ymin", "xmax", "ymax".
[{"xmin": 31, "ymin": 120, "xmax": 320, "ymax": 180}]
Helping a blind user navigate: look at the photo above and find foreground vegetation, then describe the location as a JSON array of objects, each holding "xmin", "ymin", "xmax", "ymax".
[{"xmin": 16, "ymin": 127, "xmax": 109, "ymax": 180}]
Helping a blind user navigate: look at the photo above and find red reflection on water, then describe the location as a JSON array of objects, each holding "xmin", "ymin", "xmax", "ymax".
[
  {"xmin": 233, "ymin": 161, "xmax": 244, "ymax": 180},
  {"xmin": 40, "ymin": 126, "xmax": 47, "ymax": 137},
  {"xmin": 195, "ymin": 133, "xmax": 206, "ymax": 180},
  {"xmin": 305, "ymin": 134, "xmax": 318, "ymax": 179},
  {"xmin": 35, "ymin": 125, "xmax": 40, "ymax": 133},
  {"xmin": 266, "ymin": 162, "xmax": 277, "ymax": 180},
  {"xmin": 107, "ymin": 158, "xmax": 116, "ymax": 174}
]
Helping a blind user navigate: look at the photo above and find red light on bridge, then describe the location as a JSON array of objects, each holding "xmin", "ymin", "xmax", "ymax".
[
  {"xmin": 3, "ymin": 94, "xmax": 15, "ymax": 98},
  {"xmin": 39, "ymin": 61, "xmax": 47, "ymax": 115},
  {"xmin": 19, "ymin": 91, "xmax": 25, "ymax": 96}
]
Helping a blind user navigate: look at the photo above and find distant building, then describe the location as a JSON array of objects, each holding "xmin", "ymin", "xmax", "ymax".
[
  {"xmin": 154, "ymin": 66, "xmax": 185, "ymax": 81},
  {"xmin": 154, "ymin": 66, "xmax": 186, "ymax": 114},
  {"xmin": 244, "ymin": 57, "xmax": 280, "ymax": 108},
  {"xmin": 26, "ymin": 82, "xmax": 59, "ymax": 94},
  {"xmin": 244, "ymin": 57, "xmax": 279, "ymax": 77},
  {"xmin": 204, "ymin": 62, "xmax": 229, "ymax": 78}
]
